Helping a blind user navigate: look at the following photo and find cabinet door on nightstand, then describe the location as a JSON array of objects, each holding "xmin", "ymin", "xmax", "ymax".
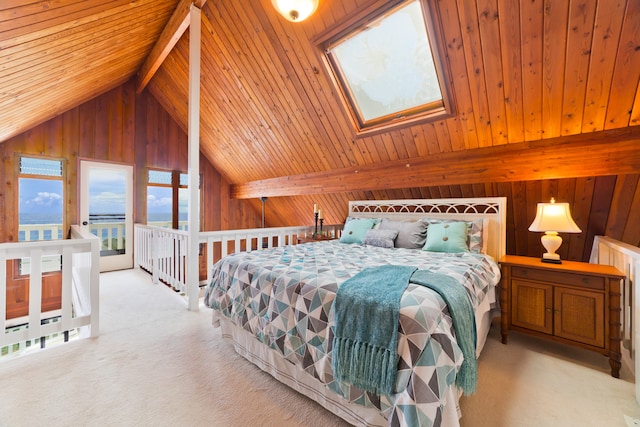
[
  {"xmin": 512, "ymin": 279, "xmax": 553, "ymax": 334},
  {"xmin": 554, "ymin": 287, "xmax": 605, "ymax": 348}
]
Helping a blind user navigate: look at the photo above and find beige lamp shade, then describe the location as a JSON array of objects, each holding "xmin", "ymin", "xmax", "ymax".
[
  {"xmin": 272, "ymin": 0, "xmax": 319, "ymax": 22},
  {"xmin": 529, "ymin": 198, "xmax": 581, "ymax": 263}
]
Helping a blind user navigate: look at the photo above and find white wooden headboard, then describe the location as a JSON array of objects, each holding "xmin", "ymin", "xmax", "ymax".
[{"xmin": 348, "ymin": 197, "xmax": 507, "ymax": 261}]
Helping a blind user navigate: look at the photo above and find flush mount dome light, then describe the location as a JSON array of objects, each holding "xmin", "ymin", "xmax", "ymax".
[{"xmin": 272, "ymin": 0, "xmax": 319, "ymax": 22}]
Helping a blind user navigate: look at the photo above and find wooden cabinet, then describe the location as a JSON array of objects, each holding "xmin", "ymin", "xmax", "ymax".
[
  {"xmin": 296, "ymin": 236, "xmax": 337, "ymax": 244},
  {"xmin": 499, "ymin": 255, "xmax": 624, "ymax": 378}
]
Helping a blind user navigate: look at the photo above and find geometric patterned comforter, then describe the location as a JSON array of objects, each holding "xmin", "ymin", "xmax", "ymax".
[{"xmin": 204, "ymin": 241, "xmax": 501, "ymax": 426}]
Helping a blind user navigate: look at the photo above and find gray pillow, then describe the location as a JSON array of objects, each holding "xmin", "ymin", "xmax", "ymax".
[
  {"xmin": 378, "ymin": 219, "xmax": 428, "ymax": 249},
  {"xmin": 362, "ymin": 229, "xmax": 398, "ymax": 249}
]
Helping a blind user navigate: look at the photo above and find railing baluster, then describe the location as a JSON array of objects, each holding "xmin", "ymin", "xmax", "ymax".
[
  {"xmin": 61, "ymin": 246, "xmax": 73, "ymax": 331},
  {"xmin": 28, "ymin": 248, "xmax": 43, "ymax": 341}
]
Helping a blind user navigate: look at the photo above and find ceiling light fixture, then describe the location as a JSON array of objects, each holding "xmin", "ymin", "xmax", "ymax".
[{"xmin": 272, "ymin": 0, "xmax": 319, "ymax": 22}]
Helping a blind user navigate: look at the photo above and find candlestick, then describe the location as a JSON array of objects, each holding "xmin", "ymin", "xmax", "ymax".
[
  {"xmin": 319, "ymin": 218, "xmax": 324, "ymax": 237},
  {"xmin": 314, "ymin": 212, "xmax": 319, "ymax": 237}
]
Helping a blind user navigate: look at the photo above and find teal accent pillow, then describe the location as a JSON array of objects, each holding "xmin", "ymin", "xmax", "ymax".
[
  {"xmin": 423, "ymin": 221, "xmax": 469, "ymax": 253},
  {"xmin": 340, "ymin": 218, "xmax": 377, "ymax": 244},
  {"xmin": 421, "ymin": 218, "xmax": 485, "ymax": 253}
]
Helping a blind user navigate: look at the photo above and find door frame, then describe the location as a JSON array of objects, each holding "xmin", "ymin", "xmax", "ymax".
[{"xmin": 79, "ymin": 160, "xmax": 134, "ymax": 272}]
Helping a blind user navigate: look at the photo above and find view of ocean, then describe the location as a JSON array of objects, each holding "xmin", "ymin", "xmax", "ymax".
[
  {"xmin": 19, "ymin": 212, "xmax": 182, "ymax": 225},
  {"xmin": 20, "ymin": 212, "xmax": 181, "ymax": 229},
  {"xmin": 19, "ymin": 212, "xmax": 63, "ymax": 225}
]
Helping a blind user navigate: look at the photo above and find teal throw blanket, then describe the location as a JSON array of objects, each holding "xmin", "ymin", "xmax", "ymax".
[
  {"xmin": 332, "ymin": 265, "xmax": 417, "ymax": 395},
  {"xmin": 410, "ymin": 270, "xmax": 478, "ymax": 395}
]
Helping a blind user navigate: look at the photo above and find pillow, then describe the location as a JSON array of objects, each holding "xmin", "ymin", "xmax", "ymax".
[
  {"xmin": 339, "ymin": 218, "xmax": 377, "ymax": 244},
  {"xmin": 362, "ymin": 229, "xmax": 399, "ymax": 249},
  {"xmin": 467, "ymin": 219, "xmax": 486, "ymax": 254},
  {"xmin": 422, "ymin": 218, "xmax": 485, "ymax": 254},
  {"xmin": 422, "ymin": 221, "xmax": 469, "ymax": 253},
  {"xmin": 378, "ymin": 219, "xmax": 428, "ymax": 249},
  {"xmin": 344, "ymin": 217, "xmax": 381, "ymax": 229}
]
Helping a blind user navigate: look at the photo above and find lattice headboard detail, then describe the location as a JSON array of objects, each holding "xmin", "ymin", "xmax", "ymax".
[{"xmin": 348, "ymin": 197, "xmax": 507, "ymax": 260}]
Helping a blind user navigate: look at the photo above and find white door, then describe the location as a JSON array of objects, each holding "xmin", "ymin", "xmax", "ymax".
[{"xmin": 80, "ymin": 161, "xmax": 133, "ymax": 272}]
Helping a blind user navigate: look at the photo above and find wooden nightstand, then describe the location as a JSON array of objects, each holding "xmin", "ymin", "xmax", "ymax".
[{"xmin": 499, "ymin": 255, "xmax": 625, "ymax": 378}]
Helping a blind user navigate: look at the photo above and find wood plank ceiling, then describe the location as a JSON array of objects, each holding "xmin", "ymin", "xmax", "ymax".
[
  {"xmin": 146, "ymin": 0, "xmax": 640, "ymax": 180},
  {"xmin": 0, "ymin": 0, "xmax": 178, "ymax": 141},
  {"xmin": 1, "ymin": 0, "xmax": 639, "ymax": 247},
  {"xmin": 145, "ymin": 0, "xmax": 640, "ymax": 231}
]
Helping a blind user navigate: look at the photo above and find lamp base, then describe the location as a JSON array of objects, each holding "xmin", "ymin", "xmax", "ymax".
[{"xmin": 541, "ymin": 252, "xmax": 562, "ymax": 264}]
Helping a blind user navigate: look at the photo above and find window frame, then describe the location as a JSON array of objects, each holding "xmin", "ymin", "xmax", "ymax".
[
  {"xmin": 16, "ymin": 154, "xmax": 66, "ymax": 242},
  {"xmin": 147, "ymin": 168, "xmax": 202, "ymax": 231},
  {"xmin": 313, "ymin": 0, "xmax": 455, "ymax": 136},
  {"xmin": 15, "ymin": 154, "xmax": 66, "ymax": 276}
]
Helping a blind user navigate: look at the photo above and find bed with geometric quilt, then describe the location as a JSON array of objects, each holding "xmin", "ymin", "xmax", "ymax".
[{"xmin": 204, "ymin": 198, "xmax": 507, "ymax": 427}]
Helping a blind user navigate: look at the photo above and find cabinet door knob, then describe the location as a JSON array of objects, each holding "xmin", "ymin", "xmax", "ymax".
[{"xmin": 545, "ymin": 308, "xmax": 552, "ymax": 312}]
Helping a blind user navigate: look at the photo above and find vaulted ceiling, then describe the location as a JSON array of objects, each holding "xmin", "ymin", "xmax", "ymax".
[
  {"xmin": 0, "ymin": 0, "xmax": 179, "ymax": 141},
  {"xmin": 1, "ymin": 0, "xmax": 639, "ymax": 231},
  {"xmin": 148, "ymin": 0, "xmax": 640, "ymax": 192}
]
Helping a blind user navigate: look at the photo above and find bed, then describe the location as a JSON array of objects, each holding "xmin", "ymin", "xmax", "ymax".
[{"xmin": 204, "ymin": 198, "xmax": 507, "ymax": 426}]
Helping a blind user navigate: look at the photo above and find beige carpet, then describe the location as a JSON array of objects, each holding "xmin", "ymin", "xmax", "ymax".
[{"xmin": 0, "ymin": 268, "xmax": 638, "ymax": 427}]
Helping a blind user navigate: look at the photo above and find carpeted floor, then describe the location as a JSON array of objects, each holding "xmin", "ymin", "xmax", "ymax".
[{"xmin": 0, "ymin": 268, "xmax": 638, "ymax": 427}]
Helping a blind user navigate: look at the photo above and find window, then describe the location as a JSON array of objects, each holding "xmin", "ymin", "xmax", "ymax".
[
  {"xmin": 18, "ymin": 156, "xmax": 64, "ymax": 273},
  {"xmin": 147, "ymin": 170, "xmax": 199, "ymax": 230},
  {"xmin": 147, "ymin": 170, "xmax": 173, "ymax": 228},
  {"xmin": 316, "ymin": 0, "xmax": 453, "ymax": 135},
  {"xmin": 178, "ymin": 173, "xmax": 190, "ymax": 229}
]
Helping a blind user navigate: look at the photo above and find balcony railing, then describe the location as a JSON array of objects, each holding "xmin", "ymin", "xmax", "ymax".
[
  {"xmin": 1, "ymin": 226, "xmax": 100, "ymax": 356},
  {"xmin": 19, "ymin": 223, "xmax": 62, "ymax": 242}
]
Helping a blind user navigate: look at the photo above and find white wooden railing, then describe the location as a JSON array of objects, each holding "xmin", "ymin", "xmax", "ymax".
[
  {"xmin": 135, "ymin": 225, "xmax": 189, "ymax": 293},
  {"xmin": 20, "ymin": 221, "xmax": 186, "ymax": 254},
  {"xmin": 19, "ymin": 223, "xmax": 62, "ymax": 241},
  {"xmin": 134, "ymin": 223, "xmax": 343, "ymax": 295},
  {"xmin": 590, "ymin": 235, "xmax": 640, "ymax": 404},
  {"xmin": 1, "ymin": 225, "xmax": 100, "ymax": 355},
  {"xmin": 198, "ymin": 225, "xmax": 341, "ymax": 284}
]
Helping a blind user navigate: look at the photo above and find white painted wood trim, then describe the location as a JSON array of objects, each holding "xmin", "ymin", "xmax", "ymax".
[{"xmin": 187, "ymin": 4, "xmax": 202, "ymax": 311}]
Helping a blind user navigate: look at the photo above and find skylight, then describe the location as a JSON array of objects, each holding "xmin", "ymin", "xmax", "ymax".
[{"xmin": 318, "ymin": 0, "xmax": 453, "ymax": 135}]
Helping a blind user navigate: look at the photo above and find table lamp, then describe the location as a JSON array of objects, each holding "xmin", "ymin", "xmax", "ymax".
[{"xmin": 528, "ymin": 198, "xmax": 581, "ymax": 264}]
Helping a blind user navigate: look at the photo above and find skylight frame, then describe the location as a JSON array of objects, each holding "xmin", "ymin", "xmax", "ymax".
[{"xmin": 315, "ymin": 0, "xmax": 455, "ymax": 136}]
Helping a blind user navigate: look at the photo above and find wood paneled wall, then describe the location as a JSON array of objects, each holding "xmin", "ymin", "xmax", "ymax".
[
  {"xmin": 0, "ymin": 79, "xmax": 636, "ymax": 265},
  {"xmin": 0, "ymin": 80, "xmax": 260, "ymax": 243}
]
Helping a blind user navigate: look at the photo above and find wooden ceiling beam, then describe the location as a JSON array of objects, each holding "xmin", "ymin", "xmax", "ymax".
[
  {"xmin": 135, "ymin": 0, "xmax": 207, "ymax": 94},
  {"xmin": 230, "ymin": 127, "xmax": 640, "ymax": 199}
]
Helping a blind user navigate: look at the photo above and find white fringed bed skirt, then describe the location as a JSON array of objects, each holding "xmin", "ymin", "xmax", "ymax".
[{"xmin": 212, "ymin": 286, "xmax": 496, "ymax": 427}]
